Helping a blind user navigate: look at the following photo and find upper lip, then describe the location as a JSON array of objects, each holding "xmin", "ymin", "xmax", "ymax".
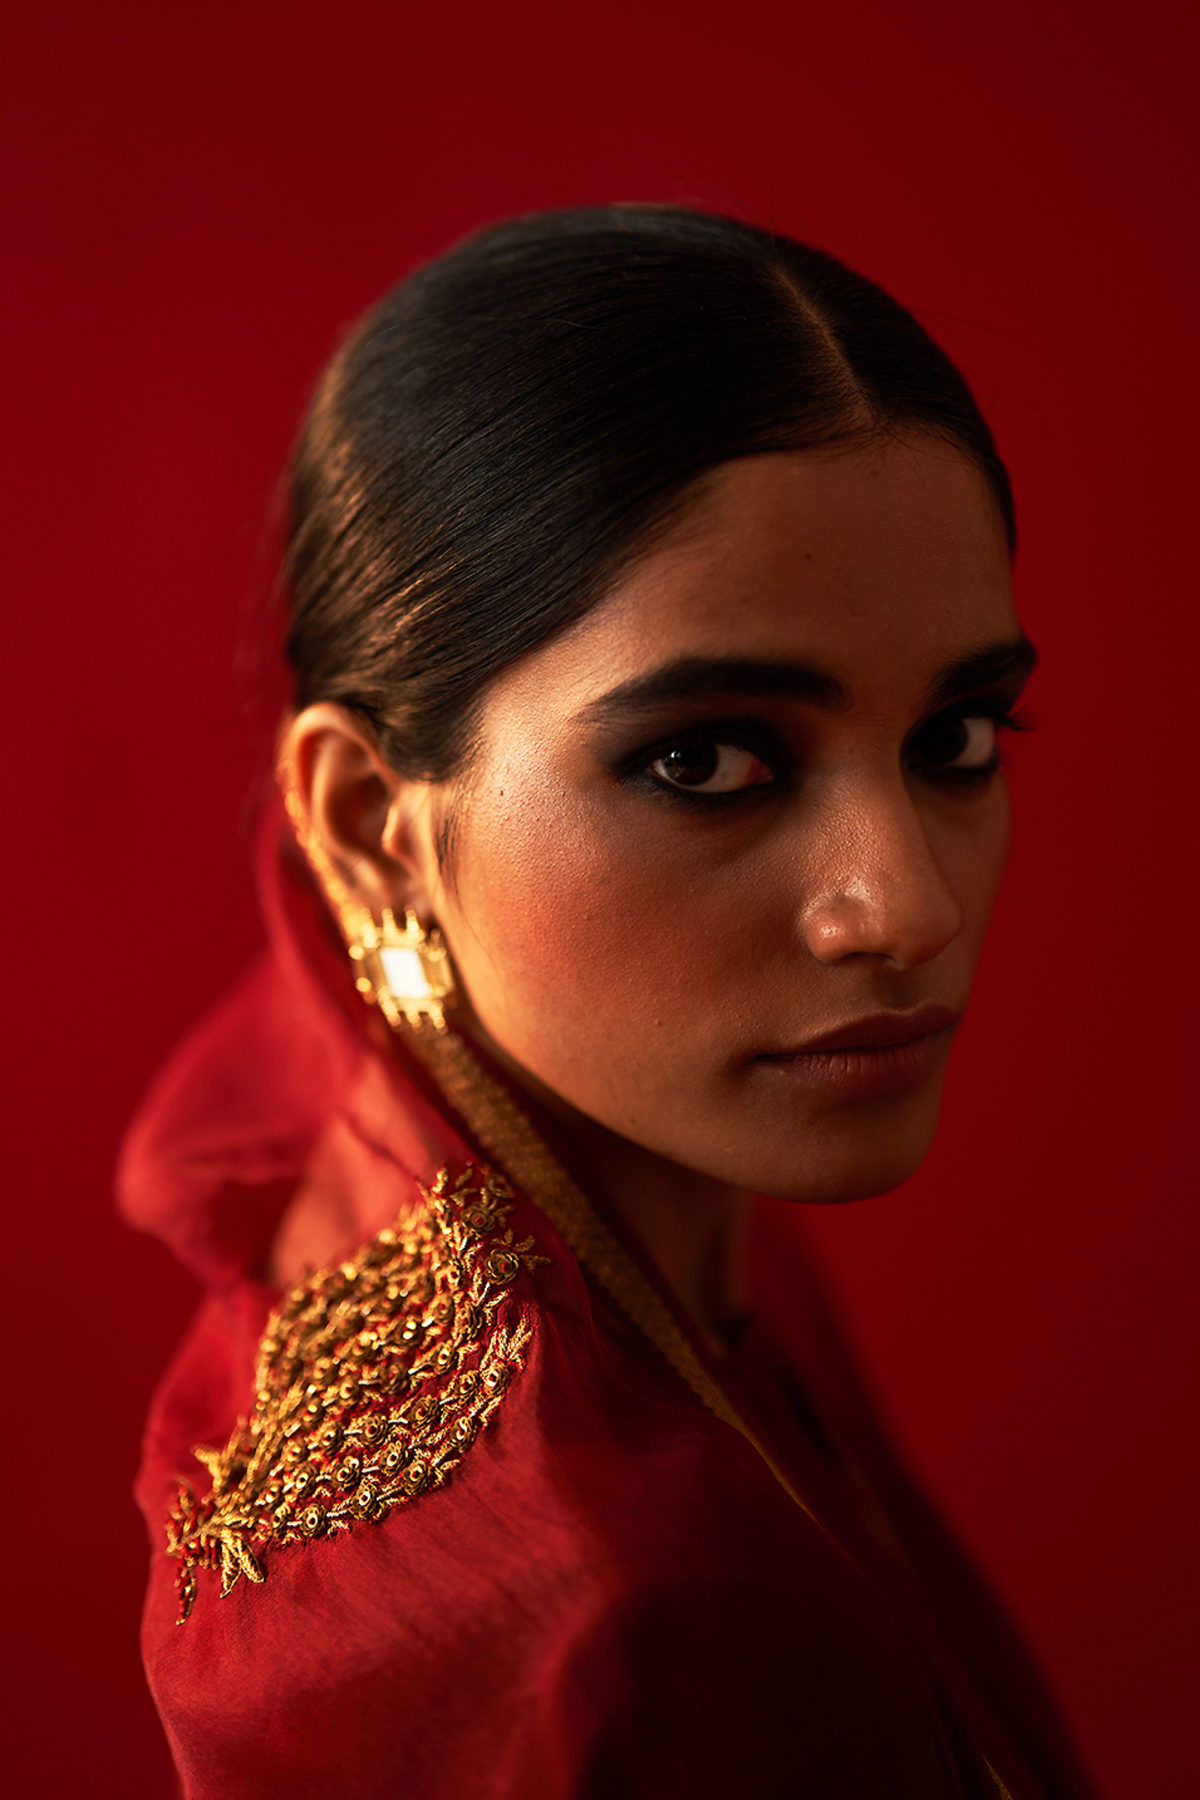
[{"xmin": 764, "ymin": 1004, "xmax": 962, "ymax": 1056}]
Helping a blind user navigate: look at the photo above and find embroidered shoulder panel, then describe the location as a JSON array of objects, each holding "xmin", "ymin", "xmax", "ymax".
[{"xmin": 166, "ymin": 1166, "xmax": 549, "ymax": 1623}]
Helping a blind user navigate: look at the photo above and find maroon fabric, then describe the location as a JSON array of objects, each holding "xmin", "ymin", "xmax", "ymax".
[{"xmin": 123, "ymin": 811, "xmax": 1099, "ymax": 1799}]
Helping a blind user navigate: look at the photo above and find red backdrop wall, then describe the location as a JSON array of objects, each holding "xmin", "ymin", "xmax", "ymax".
[{"xmin": 4, "ymin": 3, "xmax": 1195, "ymax": 1794}]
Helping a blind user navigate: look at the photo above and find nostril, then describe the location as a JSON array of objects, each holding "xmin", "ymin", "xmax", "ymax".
[{"xmin": 800, "ymin": 870, "xmax": 964, "ymax": 970}]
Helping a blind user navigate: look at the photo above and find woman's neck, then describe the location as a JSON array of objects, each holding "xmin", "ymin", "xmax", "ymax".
[
  {"xmin": 601, "ymin": 1150, "xmax": 755, "ymax": 1347},
  {"xmin": 473, "ymin": 1036, "xmax": 755, "ymax": 1344}
]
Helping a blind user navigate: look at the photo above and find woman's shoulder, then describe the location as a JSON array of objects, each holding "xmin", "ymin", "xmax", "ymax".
[
  {"xmin": 141, "ymin": 1164, "xmax": 984, "ymax": 1800},
  {"xmin": 143, "ymin": 1159, "xmax": 816, "ymax": 1623}
]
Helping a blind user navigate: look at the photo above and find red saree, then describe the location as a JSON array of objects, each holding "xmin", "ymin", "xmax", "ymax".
[{"xmin": 121, "ymin": 810, "xmax": 1099, "ymax": 1800}]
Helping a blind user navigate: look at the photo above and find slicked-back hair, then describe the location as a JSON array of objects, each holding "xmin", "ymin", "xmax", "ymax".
[{"xmin": 286, "ymin": 205, "xmax": 1014, "ymax": 781}]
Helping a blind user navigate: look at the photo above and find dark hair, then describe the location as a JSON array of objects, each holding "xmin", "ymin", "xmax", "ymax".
[{"xmin": 285, "ymin": 205, "xmax": 1014, "ymax": 781}]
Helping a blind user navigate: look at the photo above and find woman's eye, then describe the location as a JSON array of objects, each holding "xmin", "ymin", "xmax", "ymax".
[
  {"xmin": 647, "ymin": 741, "xmax": 776, "ymax": 794},
  {"xmin": 911, "ymin": 713, "xmax": 999, "ymax": 773}
]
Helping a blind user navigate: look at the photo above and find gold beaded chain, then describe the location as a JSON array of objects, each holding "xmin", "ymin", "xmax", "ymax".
[{"xmin": 402, "ymin": 1023, "xmax": 819, "ymax": 1524}]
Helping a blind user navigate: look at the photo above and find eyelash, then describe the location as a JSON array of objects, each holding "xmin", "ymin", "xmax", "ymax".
[
  {"xmin": 622, "ymin": 721, "xmax": 787, "ymax": 805},
  {"xmin": 627, "ymin": 704, "xmax": 1032, "ymax": 804},
  {"xmin": 910, "ymin": 703, "xmax": 1032, "ymax": 786}
]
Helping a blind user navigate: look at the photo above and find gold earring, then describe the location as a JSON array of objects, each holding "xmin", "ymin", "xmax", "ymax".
[
  {"xmin": 344, "ymin": 903, "xmax": 456, "ymax": 1033},
  {"xmin": 279, "ymin": 762, "xmax": 456, "ymax": 1034}
]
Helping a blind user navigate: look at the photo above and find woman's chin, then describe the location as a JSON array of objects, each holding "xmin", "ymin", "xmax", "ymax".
[
  {"xmin": 771, "ymin": 1153, "xmax": 930, "ymax": 1207},
  {"xmin": 728, "ymin": 1089, "xmax": 946, "ymax": 1205}
]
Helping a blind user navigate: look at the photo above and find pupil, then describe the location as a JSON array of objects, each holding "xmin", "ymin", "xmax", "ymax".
[
  {"xmin": 919, "ymin": 717, "xmax": 969, "ymax": 764},
  {"xmin": 663, "ymin": 744, "xmax": 720, "ymax": 786}
]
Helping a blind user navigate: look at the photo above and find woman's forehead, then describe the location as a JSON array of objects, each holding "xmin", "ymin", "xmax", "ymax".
[{"xmin": 496, "ymin": 445, "xmax": 1019, "ymax": 718}]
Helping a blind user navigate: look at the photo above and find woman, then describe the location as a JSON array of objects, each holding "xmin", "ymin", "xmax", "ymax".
[{"xmin": 123, "ymin": 206, "xmax": 1098, "ymax": 1798}]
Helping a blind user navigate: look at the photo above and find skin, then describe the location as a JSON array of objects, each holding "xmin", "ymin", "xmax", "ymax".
[{"xmin": 286, "ymin": 439, "xmax": 1032, "ymax": 1337}]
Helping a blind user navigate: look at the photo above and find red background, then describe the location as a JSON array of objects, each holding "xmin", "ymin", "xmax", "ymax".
[{"xmin": 4, "ymin": 3, "xmax": 1195, "ymax": 1794}]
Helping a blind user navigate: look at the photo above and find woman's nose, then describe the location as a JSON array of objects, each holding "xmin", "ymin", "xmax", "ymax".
[{"xmin": 797, "ymin": 779, "xmax": 964, "ymax": 971}]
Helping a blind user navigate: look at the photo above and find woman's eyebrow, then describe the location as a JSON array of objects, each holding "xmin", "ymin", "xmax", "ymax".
[
  {"xmin": 924, "ymin": 635, "xmax": 1038, "ymax": 710},
  {"xmin": 577, "ymin": 636, "xmax": 1038, "ymax": 725},
  {"xmin": 578, "ymin": 657, "xmax": 848, "ymax": 722}
]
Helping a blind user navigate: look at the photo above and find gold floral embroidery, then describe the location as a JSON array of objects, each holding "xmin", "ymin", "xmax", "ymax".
[{"xmin": 166, "ymin": 1166, "xmax": 548, "ymax": 1623}]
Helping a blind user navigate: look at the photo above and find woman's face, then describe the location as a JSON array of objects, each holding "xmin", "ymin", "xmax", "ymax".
[{"xmin": 411, "ymin": 441, "xmax": 1030, "ymax": 1204}]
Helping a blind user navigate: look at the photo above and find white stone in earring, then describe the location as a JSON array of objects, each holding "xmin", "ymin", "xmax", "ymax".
[{"xmin": 347, "ymin": 907, "xmax": 455, "ymax": 1032}]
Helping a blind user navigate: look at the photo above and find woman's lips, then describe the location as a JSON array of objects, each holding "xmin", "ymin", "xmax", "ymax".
[{"xmin": 756, "ymin": 1005, "xmax": 961, "ymax": 1098}]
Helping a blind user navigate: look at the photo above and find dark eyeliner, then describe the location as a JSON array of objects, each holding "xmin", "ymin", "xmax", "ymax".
[
  {"xmin": 908, "ymin": 699, "xmax": 1034, "ymax": 785},
  {"xmin": 611, "ymin": 717, "xmax": 792, "ymax": 803}
]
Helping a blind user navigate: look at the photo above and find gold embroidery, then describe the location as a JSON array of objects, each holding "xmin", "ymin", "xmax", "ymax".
[{"xmin": 166, "ymin": 1166, "xmax": 548, "ymax": 1623}]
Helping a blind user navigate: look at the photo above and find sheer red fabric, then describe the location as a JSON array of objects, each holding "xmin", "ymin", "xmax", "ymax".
[{"xmin": 121, "ymin": 811, "xmax": 1099, "ymax": 1799}]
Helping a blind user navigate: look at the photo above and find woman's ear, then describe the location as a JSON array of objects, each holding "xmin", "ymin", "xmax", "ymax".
[{"xmin": 280, "ymin": 705, "xmax": 439, "ymax": 919}]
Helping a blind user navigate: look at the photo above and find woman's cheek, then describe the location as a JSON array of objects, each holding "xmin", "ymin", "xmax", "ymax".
[{"xmin": 446, "ymin": 783, "xmax": 724, "ymax": 1075}]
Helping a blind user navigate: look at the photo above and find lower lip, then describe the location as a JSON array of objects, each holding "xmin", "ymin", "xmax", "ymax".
[{"xmin": 758, "ymin": 1029, "xmax": 952, "ymax": 1098}]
